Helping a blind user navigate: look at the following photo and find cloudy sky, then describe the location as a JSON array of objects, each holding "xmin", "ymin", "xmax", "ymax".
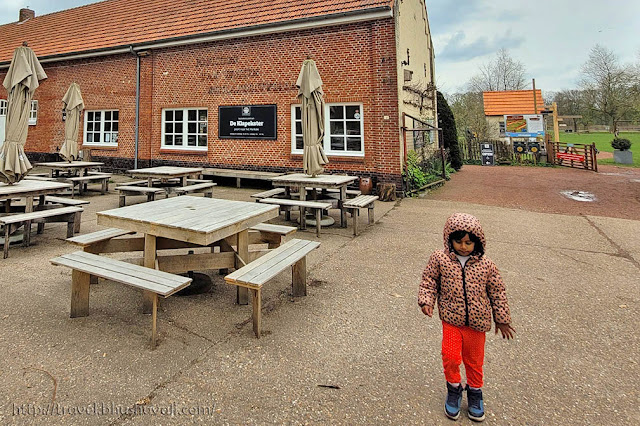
[{"xmin": 1, "ymin": 0, "xmax": 638, "ymax": 95}]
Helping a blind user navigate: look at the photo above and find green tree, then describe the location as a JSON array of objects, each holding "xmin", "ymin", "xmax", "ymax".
[{"xmin": 437, "ymin": 91, "xmax": 462, "ymax": 170}]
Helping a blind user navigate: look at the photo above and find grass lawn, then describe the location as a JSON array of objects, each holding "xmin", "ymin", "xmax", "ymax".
[{"xmin": 558, "ymin": 132, "xmax": 640, "ymax": 167}]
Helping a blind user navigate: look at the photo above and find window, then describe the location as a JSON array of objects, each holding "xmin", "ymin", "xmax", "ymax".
[
  {"xmin": 84, "ymin": 110, "xmax": 119, "ymax": 146},
  {"xmin": 28, "ymin": 100, "xmax": 38, "ymax": 125},
  {"xmin": 0, "ymin": 100, "xmax": 7, "ymax": 116},
  {"xmin": 291, "ymin": 103, "xmax": 364, "ymax": 157},
  {"xmin": 162, "ymin": 108, "xmax": 208, "ymax": 150}
]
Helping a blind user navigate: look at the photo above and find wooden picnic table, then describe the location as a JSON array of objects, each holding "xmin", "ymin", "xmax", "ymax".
[
  {"xmin": 36, "ymin": 161, "xmax": 104, "ymax": 177},
  {"xmin": 1, "ymin": 179, "xmax": 72, "ymax": 214},
  {"xmin": 127, "ymin": 166, "xmax": 204, "ymax": 187},
  {"xmin": 96, "ymin": 196, "xmax": 279, "ymax": 309},
  {"xmin": 270, "ymin": 173, "xmax": 358, "ymax": 227}
]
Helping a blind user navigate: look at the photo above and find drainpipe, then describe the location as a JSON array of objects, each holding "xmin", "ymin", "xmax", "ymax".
[{"xmin": 129, "ymin": 46, "xmax": 141, "ymax": 169}]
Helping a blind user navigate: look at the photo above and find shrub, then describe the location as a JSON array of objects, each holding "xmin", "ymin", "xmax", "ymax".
[
  {"xmin": 437, "ymin": 91, "xmax": 463, "ymax": 170},
  {"xmin": 611, "ymin": 138, "xmax": 631, "ymax": 150}
]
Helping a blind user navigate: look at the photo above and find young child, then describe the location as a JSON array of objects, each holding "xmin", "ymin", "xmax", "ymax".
[{"xmin": 418, "ymin": 213, "xmax": 515, "ymax": 422}]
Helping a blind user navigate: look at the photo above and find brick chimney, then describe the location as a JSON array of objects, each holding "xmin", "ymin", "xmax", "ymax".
[{"xmin": 19, "ymin": 8, "xmax": 35, "ymax": 22}]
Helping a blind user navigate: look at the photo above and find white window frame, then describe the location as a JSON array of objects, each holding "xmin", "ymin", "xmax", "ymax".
[
  {"xmin": 291, "ymin": 102, "xmax": 364, "ymax": 157},
  {"xmin": 0, "ymin": 99, "xmax": 7, "ymax": 116},
  {"xmin": 161, "ymin": 108, "xmax": 208, "ymax": 151},
  {"xmin": 28, "ymin": 100, "xmax": 38, "ymax": 125},
  {"xmin": 83, "ymin": 110, "xmax": 119, "ymax": 147}
]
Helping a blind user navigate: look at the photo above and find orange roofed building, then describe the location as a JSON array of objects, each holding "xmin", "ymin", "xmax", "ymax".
[
  {"xmin": 0, "ymin": 0, "xmax": 438, "ymax": 189},
  {"xmin": 483, "ymin": 90, "xmax": 544, "ymax": 139}
]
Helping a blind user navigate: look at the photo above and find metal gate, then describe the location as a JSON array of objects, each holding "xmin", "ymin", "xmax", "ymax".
[{"xmin": 548, "ymin": 142, "xmax": 598, "ymax": 172}]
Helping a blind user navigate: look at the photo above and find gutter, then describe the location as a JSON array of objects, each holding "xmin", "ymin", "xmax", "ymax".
[
  {"xmin": 0, "ymin": 8, "xmax": 392, "ymax": 67},
  {"xmin": 130, "ymin": 46, "xmax": 142, "ymax": 170}
]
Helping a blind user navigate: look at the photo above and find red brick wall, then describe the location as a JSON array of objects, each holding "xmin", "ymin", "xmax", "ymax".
[{"xmin": 2, "ymin": 19, "xmax": 401, "ymax": 182}]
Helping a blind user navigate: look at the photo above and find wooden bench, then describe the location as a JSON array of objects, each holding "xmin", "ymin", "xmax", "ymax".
[
  {"xmin": 1, "ymin": 206, "xmax": 84, "ymax": 258},
  {"xmin": 305, "ymin": 187, "xmax": 362, "ymax": 198},
  {"xmin": 342, "ymin": 195, "xmax": 379, "ymax": 236},
  {"xmin": 43, "ymin": 196, "xmax": 89, "ymax": 234},
  {"xmin": 24, "ymin": 175, "xmax": 56, "ymax": 181},
  {"xmin": 201, "ymin": 168, "xmax": 285, "ymax": 188},
  {"xmin": 116, "ymin": 185, "xmax": 166, "ymax": 207},
  {"xmin": 250, "ymin": 188, "xmax": 287, "ymax": 200},
  {"xmin": 173, "ymin": 182, "xmax": 216, "ymax": 197},
  {"xmin": 258, "ymin": 198, "xmax": 332, "ymax": 236},
  {"xmin": 50, "ymin": 251, "xmax": 192, "ymax": 347},
  {"xmin": 66, "ymin": 174, "xmax": 111, "ymax": 197},
  {"xmin": 249, "ymin": 223, "xmax": 297, "ymax": 249},
  {"xmin": 224, "ymin": 238, "xmax": 320, "ymax": 338}
]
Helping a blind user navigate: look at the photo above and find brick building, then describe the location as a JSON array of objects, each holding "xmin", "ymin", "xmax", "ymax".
[{"xmin": 0, "ymin": 0, "xmax": 436, "ymax": 188}]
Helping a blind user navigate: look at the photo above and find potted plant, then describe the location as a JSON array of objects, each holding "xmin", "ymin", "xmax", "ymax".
[{"xmin": 611, "ymin": 138, "xmax": 633, "ymax": 164}]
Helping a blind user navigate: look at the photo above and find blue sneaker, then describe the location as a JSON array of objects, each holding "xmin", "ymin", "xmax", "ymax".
[
  {"xmin": 466, "ymin": 385, "xmax": 485, "ymax": 422},
  {"xmin": 444, "ymin": 382, "xmax": 463, "ymax": 420}
]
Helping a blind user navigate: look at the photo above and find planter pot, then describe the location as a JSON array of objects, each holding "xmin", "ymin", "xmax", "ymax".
[
  {"xmin": 359, "ymin": 177, "xmax": 373, "ymax": 195},
  {"xmin": 613, "ymin": 150, "xmax": 633, "ymax": 164}
]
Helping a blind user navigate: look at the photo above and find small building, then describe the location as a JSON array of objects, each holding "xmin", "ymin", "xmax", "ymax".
[
  {"xmin": 483, "ymin": 90, "xmax": 544, "ymax": 140},
  {"xmin": 0, "ymin": 0, "xmax": 437, "ymax": 189}
]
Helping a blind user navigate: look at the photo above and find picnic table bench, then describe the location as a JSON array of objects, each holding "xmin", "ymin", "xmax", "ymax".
[
  {"xmin": 2, "ymin": 206, "xmax": 83, "ymax": 258},
  {"xmin": 43, "ymin": 196, "xmax": 89, "ymax": 234},
  {"xmin": 50, "ymin": 251, "xmax": 192, "ymax": 347},
  {"xmin": 116, "ymin": 185, "xmax": 166, "ymax": 207},
  {"xmin": 258, "ymin": 198, "xmax": 331, "ymax": 236},
  {"xmin": 65, "ymin": 173, "xmax": 111, "ymax": 197},
  {"xmin": 224, "ymin": 238, "xmax": 320, "ymax": 337},
  {"xmin": 174, "ymin": 182, "xmax": 216, "ymax": 197},
  {"xmin": 343, "ymin": 195, "xmax": 379, "ymax": 235}
]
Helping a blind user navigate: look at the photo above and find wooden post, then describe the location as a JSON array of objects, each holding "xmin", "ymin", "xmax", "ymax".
[
  {"xmin": 142, "ymin": 234, "xmax": 157, "ymax": 314},
  {"xmin": 292, "ymin": 257, "xmax": 307, "ymax": 297},
  {"xmin": 340, "ymin": 186, "xmax": 347, "ymax": 227},
  {"xmin": 592, "ymin": 143, "xmax": 598, "ymax": 172},
  {"xmin": 552, "ymin": 102, "xmax": 560, "ymax": 142},
  {"xmin": 70, "ymin": 270, "xmax": 90, "ymax": 318},
  {"xmin": 23, "ymin": 196, "xmax": 34, "ymax": 247},
  {"xmin": 251, "ymin": 288, "xmax": 261, "ymax": 338},
  {"xmin": 151, "ymin": 293, "xmax": 158, "ymax": 348},
  {"xmin": 236, "ymin": 230, "xmax": 249, "ymax": 305}
]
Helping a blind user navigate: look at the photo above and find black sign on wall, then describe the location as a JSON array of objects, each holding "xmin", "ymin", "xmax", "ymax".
[{"xmin": 219, "ymin": 105, "xmax": 277, "ymax": 140}]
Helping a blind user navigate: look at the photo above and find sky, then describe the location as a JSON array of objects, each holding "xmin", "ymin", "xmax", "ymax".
[{"xmin": 1, "ymin": 0, "xmax": 639, "ymax": 96}]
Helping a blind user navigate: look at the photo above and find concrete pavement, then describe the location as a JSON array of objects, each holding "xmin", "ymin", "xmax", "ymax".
[{"xmin": 0, "ymin": 180, "xmax": 638, "ymax": 425}]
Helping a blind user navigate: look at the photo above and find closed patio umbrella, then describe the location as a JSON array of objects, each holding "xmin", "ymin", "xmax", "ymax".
[
  {"xmin": 59, "ymin": 83, "xmax": 84, "ymax": 162},
  {"xmin": 296, "ymin": 58, "xmax": 328, "ymax": 177},
  {"xmin": 0, "ymin": 45, "xmax": 47, "ymax": 184}
]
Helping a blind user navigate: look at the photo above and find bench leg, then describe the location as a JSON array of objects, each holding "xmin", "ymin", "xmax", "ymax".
[
  {"xmin": 70, "ymin": 270, "xmax": 90, "ymax": 318},
  {"xmin": 236, "ymin": 177, "xmax": 241, "ymax": 188},
  {"xmin": 66, "ymin": 218, "xmax": 75, "ymax": 238},
  {"xmin": 101, "ymin": 179, "xmax": 108, "ymax": 194},
  {"xmin": 74, "ymin": 212, "xmax": 82, "ymax": 234},
  {"xmin": 24, "ymin": 197, "xmax": 33, "ymax": 247},
  {"xmin": 142, "ymin": 235, "xmax": 157, "ymax": 314},
  {"xmin": 236, "ymin": 230, "xmax": 249, "ymax": 305},
  {"xmin": 315, "ymin": 209, "xmax": 321, "ymax": 237},
  {"xmin": 252, "ymin": 288, "xmax": 261, "ymax": 338},
  {"xmin": 353, "ymin": 208, "xmax": 359, "ymax": 236},
  {"xmin": 292, "ymin": 256, "xmax": 307, "ymax": 297},
  {"xmin": 151, "ymin": 293, "xmax": 158, "ymax": 348},
  {"xmin": 37, "ymin": 222, "xmax": 45, "ymax": 234},
  {"xmin": 300, "ymin": 206, "xmax": 306, "ymax": 230},
  {"xmin": 205, "ymin": 190, "xmax": 213, "ymax": 198},
  {"xmin": 3, "ymin": 226, "xmax": 9, "ymax": 259},
  {"xmin": 368, "ymin": 206, "xmax": 374, "ymax": 224},
  {"xmin": 119, "ymin": 194, "xmax": 126, "ymax": 207}
]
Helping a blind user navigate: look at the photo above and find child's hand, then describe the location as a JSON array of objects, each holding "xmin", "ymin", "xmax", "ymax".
[
  {"xmin": 495, "ymin": 323, "xmax": 516, "ymax": 339},
  {"xmin": 421, "ymin": 305, "xmax": 433, "ymax": 317}
]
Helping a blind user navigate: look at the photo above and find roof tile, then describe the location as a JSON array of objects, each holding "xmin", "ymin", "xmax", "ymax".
[{"xmin": 483, "ymin": 90, "xmax": 544, "ymax": 116}]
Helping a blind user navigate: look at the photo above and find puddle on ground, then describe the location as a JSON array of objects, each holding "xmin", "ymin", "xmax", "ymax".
[{"xmin": 560, "ymin": 190, "xmax": 597, "ymax": 202}]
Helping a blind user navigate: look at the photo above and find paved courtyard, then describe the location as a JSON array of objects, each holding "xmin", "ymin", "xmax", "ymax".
[{"xmin": 0, "ymin": 167, "xmax": 638, "ymax": 424}]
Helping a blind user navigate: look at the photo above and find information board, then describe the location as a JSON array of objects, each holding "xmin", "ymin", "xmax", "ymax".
[
  {"xmin": 219, "ymin": 105, "xmax": 277, "ymax": 140},
  {"xmin": 505, "ymin": 114, "xmax": 545, "ymax": 138}
]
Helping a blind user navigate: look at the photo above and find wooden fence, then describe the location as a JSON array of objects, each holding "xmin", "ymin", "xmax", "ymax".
[
  {"xmin": 459, "ymin": 139, "xmax": 540, "ymax": 164},
  {"xmin": 547, "ymin": 142, "xmax": 598, "ymax": 172}
]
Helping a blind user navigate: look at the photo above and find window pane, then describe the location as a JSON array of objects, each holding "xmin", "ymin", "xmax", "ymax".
[
  {"xmin": 346, "ymin": 137, "xmax": 362, "ymax": 151},
  {"xmin": 93, "ymin": 133, "xmax": 100, "ymax": 142},
  {"xmin": 199, "ymin": 123, "xmax": 207, "ymax": 134},
  {"xmin": 104, "ymin": 133, "xmax": 110, "ymax": 143},
  {"xmin": 330, "ymin": 137, "xmax": 344, "ymax": 151},
  {"xmin": 105, "ymin": 111, "xmax": 111, "ymax": 120},
  {"xmin": 330, "ymin": 121, "xmax": 344, "ymax": 135},
  {"xmin": 198, "ymin": 135, "xmax": 207, "ymax": 147},
  {"xmin": 112, "ymin": 111, "xmax": 119, "ymax": 120},
  {"xmin": 198, "ymin": 110, "xmax": 207, "ymax": 121},
  {"xmin": 112, "ymin": 122, "xmax": 118, "ymax": 131},
  {"xmin": 165, "ymin": 123, "xmax": 173, "ymax": 133},
  {"xmin": 175, "ymin": 110, "xmax": 183, "ymax": 121},
  {"xmin": 104, "ymin": 122, "xmax": 111, "ymax": 131},
  {"xmin": 165, "ymin": 135, "xmax": 173, "ymax": 145},
  {"xmin": 187, "ymin": 135, "xmax": 196, "ymax": 146},
  {"xmin": 87, "ymin": 123, "xmax": 94, "ymax": 131},
  {"xmin": 175, "ymin": 135, "xmax": 183, "ymax": 145},
  {"xmin": 175, "ymin": 123, "xmax": 183, "ymax": 133},
  {"xmin": 165, "ymin": 110, "xmax": 173, "ymax": 121},
  {"xmin": 295, "ymin": 107, "xmax": 301, "ymax": 120},
  {"xmin": 345, "ymin": 106, "xmax": 360, "ymax": 119},
  {"xmin": 87, "ymin": 133, "xmax": 93, "ymax": 142},
  {"xmin": 188, "ymin": 123, "xmax": 196, "ymax": 134},
  {"xmin": 112, "ymin": 133, "xmax": 118, "ymax": 143},
  {"xmin": 188, "ymin": 110, "xmax": 196, "ymax": 121},
  {"xmin": 295, "ymin": 122, "xmax": 302, "ymax": 134},
  {"xmin": 329, "ymin": 106, "xmax": 343, "ymax": 119},
  {"xmin": 296, "ymin": 136, "xmax": 304, "ymax": 150},
  {"xmin": 346, "ymin": 121, "xmax": 361, "ymax": 135},
  {"xmin": 94, "ymin": 122, "xmax": 101, "ymax": 131}
]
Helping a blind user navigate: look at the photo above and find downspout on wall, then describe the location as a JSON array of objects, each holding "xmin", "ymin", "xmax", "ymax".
[{"xmin": 129, "ymin": 46, "xmax": 141, "ymax": 169}]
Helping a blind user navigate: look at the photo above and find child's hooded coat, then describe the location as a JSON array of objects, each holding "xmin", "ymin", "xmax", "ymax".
[{"xmin": 418, "ymin": 213, "xmax": 511, "ymax": 332}]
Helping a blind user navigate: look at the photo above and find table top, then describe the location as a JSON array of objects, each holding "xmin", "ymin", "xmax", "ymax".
[
  {"xmin": 0, "ymin": 179, "xmax": 72, "ymax": 199},
  {"xmin": 97, "ymin": 196, "xmax": 279, "ymax": 246},
  {"xmin": 271, "ymin": 173, "xmax": 358, "ymax": 186},
  {"xmin": 127, "ymin": 166, "xmax": 204, "ymax": 178},
  {"xmin": 36, "ymin": 161, "xmax": 104, "ymax": 169}
]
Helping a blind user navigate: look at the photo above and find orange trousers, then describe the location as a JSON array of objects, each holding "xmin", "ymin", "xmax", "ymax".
[{"xmin": 441, "ymin": 321, "xmax": 486, "ymax": 388}]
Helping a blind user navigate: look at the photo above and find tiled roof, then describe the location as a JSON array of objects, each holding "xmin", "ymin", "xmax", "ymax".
[
  {"xmin": 0, "ymin": 0, "xmax": 394, "ymax": 63},
  {"xmin": 483, "ymin": 90, "xmax": 544, "ymax": 116}
]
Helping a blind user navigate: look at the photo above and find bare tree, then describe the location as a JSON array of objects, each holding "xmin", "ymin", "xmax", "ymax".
[
  {"xmin": 448, "ymin": 91, "xmax": 490, "ymax": 140},
  {"xmin": 467, "ymin": 49, "xmax": 527, "ymax": 92},
  {"xmin": 579, "ymin": 44, "xmax": 636, "ymax": 133}
]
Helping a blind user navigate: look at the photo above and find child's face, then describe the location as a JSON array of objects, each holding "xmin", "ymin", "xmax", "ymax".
[{"xmin": 452, "ymin": 233, "xmax": 475, "ymax": 256}]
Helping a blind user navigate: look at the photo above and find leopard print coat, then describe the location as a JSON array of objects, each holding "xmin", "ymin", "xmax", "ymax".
[{"xmin": 418, "ymin": 213, "xmax": 511, "ymax": 332}]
